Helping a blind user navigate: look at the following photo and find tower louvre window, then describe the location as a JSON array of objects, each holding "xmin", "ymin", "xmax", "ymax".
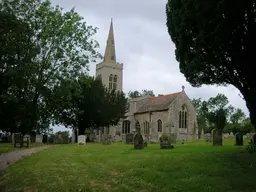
[
  {"xmin": 113, "ymin": 75, "xmax": 117, "ymax": 90},
  {"xmin": 109, "ymin": 74, "xmax": 113, "ymax": 90}
]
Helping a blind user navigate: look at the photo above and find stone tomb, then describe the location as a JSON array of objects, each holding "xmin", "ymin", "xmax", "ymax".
[
  {"xmin": 35, "ymin": 134, "xmax": 43, "ymax": 143},
  {"xmin": 235, "ymin": 132, "xmax": 243, "ymax": 146},
  {"xmin": 78, "ymin": 135, "xmax": 86, "ymax": 145},
  {"xmin": 102, "ymin": 134, "xmax": 111, "ymax": 145},
  {"xmin": 125, "ymin": 133, "xmax": 134, "ymax": 144},
  {"xmin": 160, "ymin": 133, "xmax": 173, "ymax": 149},
  {"xmin": 134, "ymin": 133, "xmax": 144, "ymax": 149},
  {"xmin": 211, "ymin": 129, "xmax": 223, "ymax": 146}
]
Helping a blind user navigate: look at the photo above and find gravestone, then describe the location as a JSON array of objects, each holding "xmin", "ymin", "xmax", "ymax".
[
  {"xmin": 159, "ymin": 133, "xmax": 173, "ymax": 149},
  {"xmin": 102, "ymin": 134, "xmax": 111, "ymax": 145},
  {"xmin": 144, "ymin": 140, "xmax": 148, "ymax": 147},
  {"xmin": 204, "ymin": 133, "xmax": 211, "ymax": 142},
  {"xmin": 251, "ymin": 134, "xmax": 256, "ymax": 144},
  {"xmin": 134, "ymin": 133, "xmax": 144, "ymax": 149},
  {"xmin": 35, "ymin": 134, "xmax": 43, "ymax": 143},
  {"xmin": 126, "ymin": 133, "xmax": 134, "ymax": 144},
  {"xmin": 42, "ymin": 135, "xmax": 48, "ymax": 143},
  {"xmin": 211, "ymin": 129, "xmax": 223, "ymax": 146},
  {"xmin": 72, "ymin": 129, "xmax": 76, "ymax": 143},
  {"xmin": 235, "ymin": 132, "xmax": 243, "ymax": 146},
  {"xmin": 78, "ymin": 135, "xmax": 86, "ymax": 145},
  {"xmin": 181, "ymin": 138, "xmax": 185, "ymax": 144},
  {"xmin": 11, "ymin": 133, "xmax": 19, "ymax": 144},
  {"xmin": 23, "ymin": 135, "xmax": 30, "ymax": 143},
  {"xmin": 169, "ymin": 133, "xmax": 177, "ymax": 144}
]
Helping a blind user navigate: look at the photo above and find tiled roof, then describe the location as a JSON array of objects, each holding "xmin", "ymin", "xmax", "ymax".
[{"xmin": 135, "ymin": 92, "xmax": 182, "ymax": 114}]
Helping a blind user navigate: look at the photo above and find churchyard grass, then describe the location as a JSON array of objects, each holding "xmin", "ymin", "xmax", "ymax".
[
  {"xmin": 1, "ymin": 139, "xmax": 256, "ymax": 192},
  {"xmin": 0, "ymin": 143, "xmax": 46, "ymax": 155}
]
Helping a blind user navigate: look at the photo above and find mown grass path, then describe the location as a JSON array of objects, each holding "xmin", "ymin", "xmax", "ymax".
[{"xmin": 1, "ymin": 140, "xmax": 256, "ymax": 192}]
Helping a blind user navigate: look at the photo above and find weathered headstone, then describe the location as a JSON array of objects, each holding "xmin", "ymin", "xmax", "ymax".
[
  {"xmin": 42, "ymin": 135, "xmax": 48, "ymax": 143},
  {"xmin": 181, "ymin": 138, "xmax": 185, "ymax": 144},
  {"xmin": 72, "ymin": 129, "xmax": 76, "ymax": 143},
  {"xmin": 235, "ymin": 132, "xmax": 243, "ymax": 146},
  {"xmin": 159, "ymin": 133, "xmax": 173, "ymax": 149},
  {"xmin": 102, "ymin": 134, "xmax": 111, "ymax": 145},
  {"xmin": 11, "ymin": 133, "xmax": 19, "ymax": 144},
  {"xmin": 126, "ymin": 133, "xmax": 134, "ymax": 144},
  {"xmin": 134, "ymin": 133, "xmax": 144, "ymax": 149},
  {"xmin": 23, "ymin": 135, "xmax": 30, "ymax": 144},
  {"xmin": 144, "ymin": 140, "xmax": 148, "ymax": 147},
  {"xmin": 204, "ymin": 133, "xmax": 211, "ymax": 142},
  {"xmin": 211, "ymin": 129, "xmax": 223, "ymax": 146},
  {"xmin": 35, "ymin": 134, "xmax": 43, "ymax": 143},
  {"xmin": 251, "ymin": 134, "xmax": 256, "ymax": 144},
  {"xmin": 14, "ymin": 133, "xmax": 23, "ymax": 148},
  {"xmin": 78, "ymin": 135, "xmax": 86, "ymax": 145}
]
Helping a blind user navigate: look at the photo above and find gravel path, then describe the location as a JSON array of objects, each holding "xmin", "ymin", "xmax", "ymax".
[{"xmin": 0, "ymin": 146, "xmax": 50, "ymax": 170}]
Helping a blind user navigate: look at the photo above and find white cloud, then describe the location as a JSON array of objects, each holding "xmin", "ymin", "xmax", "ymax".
[{"xmin": 50, "ymin": 0, "xmax": 249, "ymax": 132}]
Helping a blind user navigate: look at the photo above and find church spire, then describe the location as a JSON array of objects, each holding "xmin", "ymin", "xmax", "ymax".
[{"xmin": 104, "ymin": 18, "xmax": 116, "ymax": 63}]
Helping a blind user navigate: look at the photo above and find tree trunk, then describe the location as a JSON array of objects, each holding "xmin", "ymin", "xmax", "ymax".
[{"xmin": 239, "ymin": 86, "xmax": 256, "ymax": 129}]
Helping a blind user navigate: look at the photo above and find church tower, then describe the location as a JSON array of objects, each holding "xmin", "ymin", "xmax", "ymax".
[{"xmin": 96, "ymin": 19, "xmax": 123, "ymax": 92}]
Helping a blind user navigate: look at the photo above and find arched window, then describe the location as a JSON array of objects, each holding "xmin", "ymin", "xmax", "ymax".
[
  {"xmin": 122, "ymin": 120, "xmax": 130, "ymax": 134},
  {"xmin": 113, "ymin": 75, "xmax": 117, "ymax": 90},
  {"xmin": 157, "ymin": 119, "xmax": 162, "ymax": 132},
  {"xmin": 179, "ymin": 105, "xmax": 188, "ymax": 128},
  {"xmin": 144, "ymin": 121, "xmax": 150, "ymax": 134},
  {"xmin": 135, "ymin": 121, "xmax": 140, "ymax": 132},
  {"xmin": 109, "ymin": 74, "xmax": 113, "ymax": 90}
]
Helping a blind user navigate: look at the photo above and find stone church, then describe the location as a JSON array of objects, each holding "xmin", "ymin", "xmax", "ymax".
[{"xmin": 93, "ymin": 19, "xmax": 198, "ymax": 142}]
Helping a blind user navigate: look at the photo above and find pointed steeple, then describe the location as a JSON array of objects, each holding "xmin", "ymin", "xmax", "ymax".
[{"xmin": 104, "ymin": 18, "xmax": 116, "ymax": 63}]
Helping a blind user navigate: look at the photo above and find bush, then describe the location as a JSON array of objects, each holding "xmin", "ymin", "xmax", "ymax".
[
  {"xmin": 78, "ymin": 141, "xmax": 85, "ymax": 145},
  {"xmin": 159, "ymin": 133, "xmax": 169, "ymax": 142},
  {"xmin": 246, "ymin": 141, "xmax": 256, "ymax": 154}
]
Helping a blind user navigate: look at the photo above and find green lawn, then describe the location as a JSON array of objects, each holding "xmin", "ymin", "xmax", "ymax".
[
  {"xmin": 0, "ymin": 142, "xmax": 46, "ymax": 155},
  {"xmin": 1, "ymin": 139, "xmax": 256, "ymax": 192}
]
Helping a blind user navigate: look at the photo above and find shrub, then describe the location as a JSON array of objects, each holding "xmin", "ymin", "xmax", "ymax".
[
  {"xmin": 78, "ymin": 141, "xmax": 85, "ymax": 145},
  {"xmin": 246, "ymin": 141, "xmax": 256, "ymax": 154}
]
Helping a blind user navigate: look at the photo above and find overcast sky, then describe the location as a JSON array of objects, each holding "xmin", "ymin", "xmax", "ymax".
[{"xmin": 50, "ymin": 0, "xmax": 249, "ymax": 133}]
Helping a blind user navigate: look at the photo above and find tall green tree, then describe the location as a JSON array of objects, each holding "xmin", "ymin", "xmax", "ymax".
[
  {"xmin": 53, "ymin": 76, "xmax": 127, "ymax": 135},
  {"xmin": 166, "ymin": 0, "xmax": 256, "ymax": 127},
  {"xmin": 0, "ymin": 11, "xmax": 39, "ymax": 134},
  {"xmin": 0, "ymin": 0, "xmax": 101, "ymax": 133},
  {"xmin": 128, "ymin": 89, "xmax": 155, "ymax": 99}
]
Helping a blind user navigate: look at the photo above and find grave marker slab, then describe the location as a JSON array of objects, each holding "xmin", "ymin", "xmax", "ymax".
[
  {"xmin": 78, "ymin": 135, "xmax": 86, "ymax": 145},
  {"xmin": 102, "ymin": 135, "xmax": 111, "ymax": 145},
  {"xmin": 134, "ymin": 133, "xmax": 144, "ymax": 149},
  {"xmin": 235, "ymin": 132, "xmax": 243, "ymax": 146},
  {"xmin": 126, "ymin": 133, "xmax": 134, "ymax": 144},
  {"xmin": 212, "ymin": 129, "xmax": 223, "ymax": 146},
  {"xmin": 35, "ymin": 134, "xmax": 43, "ymax": 143}
]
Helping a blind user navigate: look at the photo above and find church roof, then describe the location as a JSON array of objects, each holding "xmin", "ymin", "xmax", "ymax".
[{"xmin": 135, "ymin": 92, "xmax": 182, "ymax": 114}]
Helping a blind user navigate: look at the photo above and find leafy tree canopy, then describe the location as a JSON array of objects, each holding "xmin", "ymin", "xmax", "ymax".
[
  {"xmin": 166, "ymin": 0, "xmax": 256, "ymax": 127},
  {"xmin": 53, "ymin": 76, "xmax": 127, "ymax": 135},
  {"xmin": 0, "ymin": 0, "xmax": 101, "ymax": 134},
  {"xmin": 128, "ymin": 89, "xmax": 155, "ymax": 99}
]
